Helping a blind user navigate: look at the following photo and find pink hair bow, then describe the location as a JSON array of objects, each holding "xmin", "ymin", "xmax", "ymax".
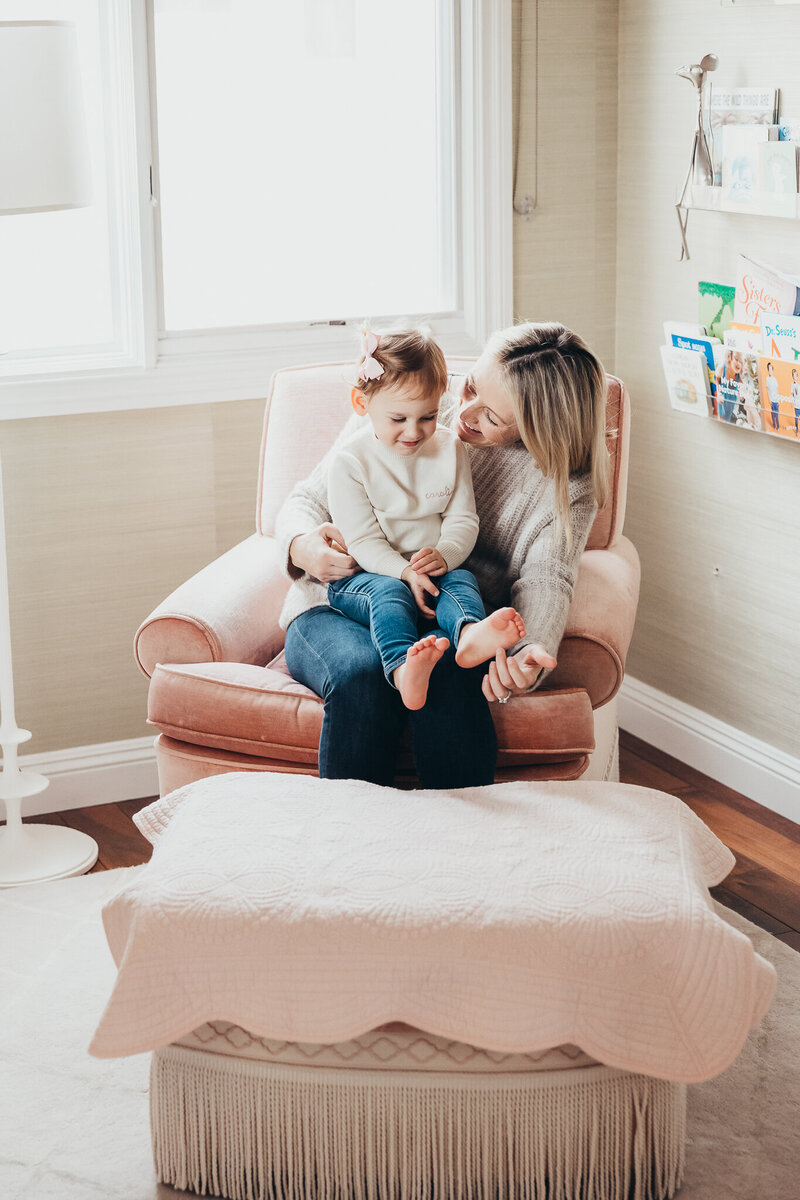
[{"xmin": 359, "ymin": 330, "xmax": 384, "ymax": 381}]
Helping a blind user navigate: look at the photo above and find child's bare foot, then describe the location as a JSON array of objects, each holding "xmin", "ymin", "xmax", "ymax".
[
  {"xmin": 393, "ymin": 635, "xmax": 449, "ymax": 710},
  {"xmin": 455, "ymin": 607, "xmax": 526, "ymax": 669}
]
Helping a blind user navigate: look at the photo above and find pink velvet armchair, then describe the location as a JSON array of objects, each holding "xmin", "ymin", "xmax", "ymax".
[{"xmin": 135, "ymin": 360, "xmax": 640, "ymax": 796}]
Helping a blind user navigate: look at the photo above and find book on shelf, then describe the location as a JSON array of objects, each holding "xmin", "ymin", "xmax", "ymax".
[
  {"xmin": 760, "ymin": 314, "xmax": 800, "ymax": 360},
  {"xmin": 660, "ymin": 345, "xmax": 711, "ymax": 417},
  {"xmin": 663, "ymin": 320, "xmax": 707, "ymax": 341},
  {"xmin": 759, "ymin": 141, "xmax": 799, "ymax": 194},
  {"xmin": 758, "ymin": 354, "xmax": 799, "ymax": 440},
  {"xmin": 778, "ymin": 118, "xmax": 800, "ymax": 142},
  {"xmin": 721, "ymin": 125, "xmax": 774, "ymax": 202},
  {"xmin": 734, "ymin": 254, "xmax": 800, "ymax": 325},
  {"xmin": 698, "ymin": 281, "xmax": 735, "ymax": 342},
  {"xmin": 670, "ymin": 333, "xmax": 720, "ymax": 394},
  {"xmin": 712, "ymin": 346, "xmax": 763, "ymax": 430},
  {"xmin": 709, "ymin": 86, "xmax": 779, "ymax": 186},
  {"xmin": 724, "ymin": 322, "xmax": 762, "ymax": 353}
]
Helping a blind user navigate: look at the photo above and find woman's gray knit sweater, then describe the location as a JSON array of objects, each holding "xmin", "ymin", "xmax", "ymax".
[{"xmin": 274, "ymin": 388, "xmax": 597, "ymax": 679}]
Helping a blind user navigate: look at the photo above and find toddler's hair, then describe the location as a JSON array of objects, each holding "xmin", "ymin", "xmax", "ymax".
[
  {"xmin": 355, "ymin": 325, "xmax": 448, "ymax": 401},
  {"xmin": 485, "ymin": 322, "xmax": 610, "ymax": 547}
]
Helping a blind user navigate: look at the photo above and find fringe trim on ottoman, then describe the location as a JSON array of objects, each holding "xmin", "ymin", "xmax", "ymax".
[{"xmin": 150, "ymin": 1045, "xmax": 686, "ymax": 1200}]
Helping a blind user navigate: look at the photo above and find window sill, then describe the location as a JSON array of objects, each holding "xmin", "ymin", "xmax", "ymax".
[{"xmin": 0, "ymin": 322, "xmax": 485, "ymax": 421}]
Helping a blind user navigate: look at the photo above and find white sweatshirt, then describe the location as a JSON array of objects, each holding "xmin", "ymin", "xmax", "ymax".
[{"xmin": 328, "ymin": 425, "xmax": 479, "ymax": 579}]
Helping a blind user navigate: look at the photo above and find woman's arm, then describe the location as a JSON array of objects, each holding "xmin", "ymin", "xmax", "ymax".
[{"xmin": 484, "ymin": 484, "xmax": 597, "ymax": 702}]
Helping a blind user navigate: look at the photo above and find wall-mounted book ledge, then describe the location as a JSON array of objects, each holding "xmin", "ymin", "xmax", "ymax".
[{"xmin": 684, "ymin": 184, "xmax": 800, "ymax": 220}]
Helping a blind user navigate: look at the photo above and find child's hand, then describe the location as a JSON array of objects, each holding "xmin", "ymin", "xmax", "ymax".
[
  {"xmin": 401, "ymin": 566, "xmax": 439, "ymax": 617},
  {"xmin": 409, "ymin": 546, "xmax": 448, "ymax": 577}
]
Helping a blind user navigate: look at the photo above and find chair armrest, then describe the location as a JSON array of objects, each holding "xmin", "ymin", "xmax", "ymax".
[
  {"xmin": 134, "ymin": 534, "xmax": 289, "ymax": 679},
  {"xmin": 545, "ymin": 536, "xmax": 641, "ymax": 708}
]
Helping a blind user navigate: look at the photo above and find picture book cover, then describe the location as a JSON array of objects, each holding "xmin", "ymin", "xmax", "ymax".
[
  {"xmin": 663, "ymin": 320, "xmax": 707, "ymax": 341},
  {"xmin": 724, "ymin": 322, "xmax": 762, "ymax": 353},
  {"xmin": 698, "ymin": 281, "xmax": 735, "ymax": 342},
  {"xmin": 709, "ymin": 86, "xmax": 779, "ymax": 185},
  {"xmin": 759, "ymin": 141, "xmax": 798, "ymax": 194},
  {"xmin": 721, "ymin": 125, "xmax": 770, "ymax": 201},
  {"xmin": 713, "ymin": 346, "xmax": 764, "ymax": 431},
  {"xmin": 670, "ymin": 333, "xmax": 720, "ymax": 394},
  {"xmin": 733, "ymin": 255, "xmax": 800, "ymax": 326},
  {"xmin": 760, "ymin": 314, "xmax": 800, "ymax": 360},
  {"xmin": 660, "ymin": 345, "xmax": 711, "ymax": 417},
  {"xmin": 758, "ymin": 355, "xmax": 800, "ymax": 440}
]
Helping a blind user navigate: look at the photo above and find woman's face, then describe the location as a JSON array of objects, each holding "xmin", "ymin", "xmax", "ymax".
[{"xmin": 455, "ymin": 355, "xmax": 520, "ymax": 447}]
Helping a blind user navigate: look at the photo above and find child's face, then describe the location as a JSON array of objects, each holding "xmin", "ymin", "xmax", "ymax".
[{"xmin": 365, "ymin": 377, "xmax": 440, "ymax": 455}]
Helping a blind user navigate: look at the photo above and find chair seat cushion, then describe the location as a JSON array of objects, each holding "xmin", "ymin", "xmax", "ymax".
[{"xmin": 147, "ymin": 652, "xmax": 595, "ymax": 769}]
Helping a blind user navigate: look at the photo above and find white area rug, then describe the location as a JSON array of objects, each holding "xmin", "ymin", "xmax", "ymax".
[{"xmin": 1, "ymin": 866, "xmax": 798, "ymax": 1199}]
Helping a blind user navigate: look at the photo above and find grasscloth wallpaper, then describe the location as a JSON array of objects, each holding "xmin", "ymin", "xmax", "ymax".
[{"xmin": 616, "ymin": 0, "xmax": 800, "ymax": 755}]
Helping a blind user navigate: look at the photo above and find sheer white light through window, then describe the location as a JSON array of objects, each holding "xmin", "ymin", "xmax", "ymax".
[
  {"xmin": 0, "ymin": 1, "xmax": 114, "ymax": 361},
  {"xmin": 153, "ymin": 0, "xmax": 455, "ymax": 331}
]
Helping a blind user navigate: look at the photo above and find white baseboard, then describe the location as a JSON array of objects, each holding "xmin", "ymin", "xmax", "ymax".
[
  {"xmin": 619, "ymin": 676, "xmax": 800, "ymax": 826},
  {"xmin": 2, "ymin": 737, "xmax": 158, "ymax": 820}
]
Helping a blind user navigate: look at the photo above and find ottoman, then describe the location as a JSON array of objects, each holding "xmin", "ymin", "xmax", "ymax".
[
  {"xmin": 91, "ymin": 774, "xmax": 776, "ymax": 1200},
  {"xmin": 151, "ymin": 1022, "xmax": 686, "ymax": 1200}
]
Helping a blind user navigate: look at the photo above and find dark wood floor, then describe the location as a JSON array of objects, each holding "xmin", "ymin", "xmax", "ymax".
[{"xmin": 32, "ymin": 731, "xmax": 800, "ymax": 951}]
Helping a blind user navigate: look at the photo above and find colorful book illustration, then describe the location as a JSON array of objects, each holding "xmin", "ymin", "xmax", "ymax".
[
  {"xmin": 758, "ymin": 354, "xmax": 800, "ymax": 440},
  {"xmin": 660, "ymin": 346, "xmax": 711, "ymax": 417},
  {"xmin": 759, "ymin": 141, "xmax": 799, "ymax": 194},
  {"xmin": 698, "ymin": 281, "xmax": 735, "ymax": 342},
  {"xmin": 733, "ymin": 255, "xmax": 800, "ymax": 326},
  {"xmin": 670, "ymin": 333, "xmax": 720, "ymax": 394},
  {"xmin": 712, "ymin": 347, "xmax": 763, "ymax": 430},
  {"xmin": 759, "ymin": 314, "xmax": 800, "ymax": 360},
  {"xmin": 724, "ymin": 322, "xmax": 762, "ymax": 353},
  {"xmin": 721, "ymin": 125, "xmax": 771, "ymax": 201},
  {"xmin": 709, "ymin": 86, "xmax": 779, "ymax": 186}
]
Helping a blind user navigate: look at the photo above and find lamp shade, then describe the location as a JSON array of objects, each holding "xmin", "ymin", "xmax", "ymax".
[{"xmin": 0, "ymin": 21, "xmax": 92, "ymax": 215}]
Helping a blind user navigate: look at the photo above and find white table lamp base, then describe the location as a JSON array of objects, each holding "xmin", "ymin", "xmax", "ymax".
[{"xmin": 0, "ymin": 819, "xmax": 98, "ymax": 887}]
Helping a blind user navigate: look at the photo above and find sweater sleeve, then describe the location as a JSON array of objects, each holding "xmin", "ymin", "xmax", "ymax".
[
  {"xmin": 329, "ymin": 454, "xmax": 411, "ymax": 579},
  {"xmin": 510, "ymin": 484, "xmax": 597, "ymax": 690},
  {"xmin": 273, "ymin": 412, "xmax": 362, "ymax": 580},
  {"xmin": 436, "ymin": 437, "xmax": 480, "ymax": 571}
]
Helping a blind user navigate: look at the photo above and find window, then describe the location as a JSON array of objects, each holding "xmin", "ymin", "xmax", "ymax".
[
  {"xmin": 0, "ymin": 0, "xmax": 143, "ymax": 379},
  {"xmin": 152, "ymin": 0, "xmax": 456, "ymax": 332},
  {"xmin": 0, "ymin": 0, "xmax": 511, "ymax": 416}
]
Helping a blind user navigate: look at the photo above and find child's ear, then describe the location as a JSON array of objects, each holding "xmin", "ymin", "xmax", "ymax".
[{"xmin": 351, "ymin": 387, "xmax": 368, "ymax": 415}]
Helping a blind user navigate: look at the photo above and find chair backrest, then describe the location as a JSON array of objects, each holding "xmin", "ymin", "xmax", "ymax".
[{"xmin": 257, "ymin": 359, "xmax": 629, "ymax": 551}]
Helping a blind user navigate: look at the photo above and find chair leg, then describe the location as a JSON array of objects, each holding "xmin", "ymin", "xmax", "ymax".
[{"xmin": 582, "ymin": 697, "xmax": 619, "ymax": 782}]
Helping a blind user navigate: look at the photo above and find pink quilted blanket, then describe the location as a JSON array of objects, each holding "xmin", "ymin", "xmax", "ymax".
[{"xmin": 89, "ymin": 774, "xmax": 775, "ymax": 1082}]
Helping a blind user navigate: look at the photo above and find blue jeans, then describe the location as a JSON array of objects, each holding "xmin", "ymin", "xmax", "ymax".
[
  {"xmin": 327, "ymin": 568, "xmax": 486, "ymax": 684},
  {"xmin": 284, "ymin": 605, "xmax": 497, "ymax": 788}
]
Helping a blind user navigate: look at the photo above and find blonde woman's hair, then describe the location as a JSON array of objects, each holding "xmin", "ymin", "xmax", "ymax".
[
  {"xmin": 486, "ymin": 322, "xmax": 611, "ymax": 546},
  {"xmin": 355, "ymin": 324, "xmax": 448, "ymax": 402}
]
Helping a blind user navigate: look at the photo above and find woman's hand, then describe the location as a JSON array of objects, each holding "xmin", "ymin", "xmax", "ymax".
[
  {"xmin": 481, "ymin": 645, "xmax": 557, "ymax": 703},
  {"xmin": 289, "ymin": 523, "xmax": 359, "ymax": 583},
  {"xmin": 408, "ymin": 546, "xmax": 448, "ymax": 577},
  {"xmin": 401, "ymin": 566, "xmax": 439, "ymax": 618}
]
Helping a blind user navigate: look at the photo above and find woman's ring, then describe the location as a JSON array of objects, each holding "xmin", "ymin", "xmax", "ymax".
[{"xmin": 497, "ymin": 691, "xmax": 511, "ymax": 704}]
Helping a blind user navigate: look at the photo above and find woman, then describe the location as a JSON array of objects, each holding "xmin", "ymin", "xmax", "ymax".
[{"xmin": 275, "ymin": 322, "xmax": 610, "ymax": 788}]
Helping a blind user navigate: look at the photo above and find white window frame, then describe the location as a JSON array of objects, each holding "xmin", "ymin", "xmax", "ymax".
[{"xmin": 0, "ymin": 0, "xmax": 512, "ymax": 420}]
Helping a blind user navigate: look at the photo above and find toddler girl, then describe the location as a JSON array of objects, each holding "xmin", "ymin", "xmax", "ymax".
[{"xmin": 327, "ymin": 327, "xmax": 525, "ymax": 710}]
